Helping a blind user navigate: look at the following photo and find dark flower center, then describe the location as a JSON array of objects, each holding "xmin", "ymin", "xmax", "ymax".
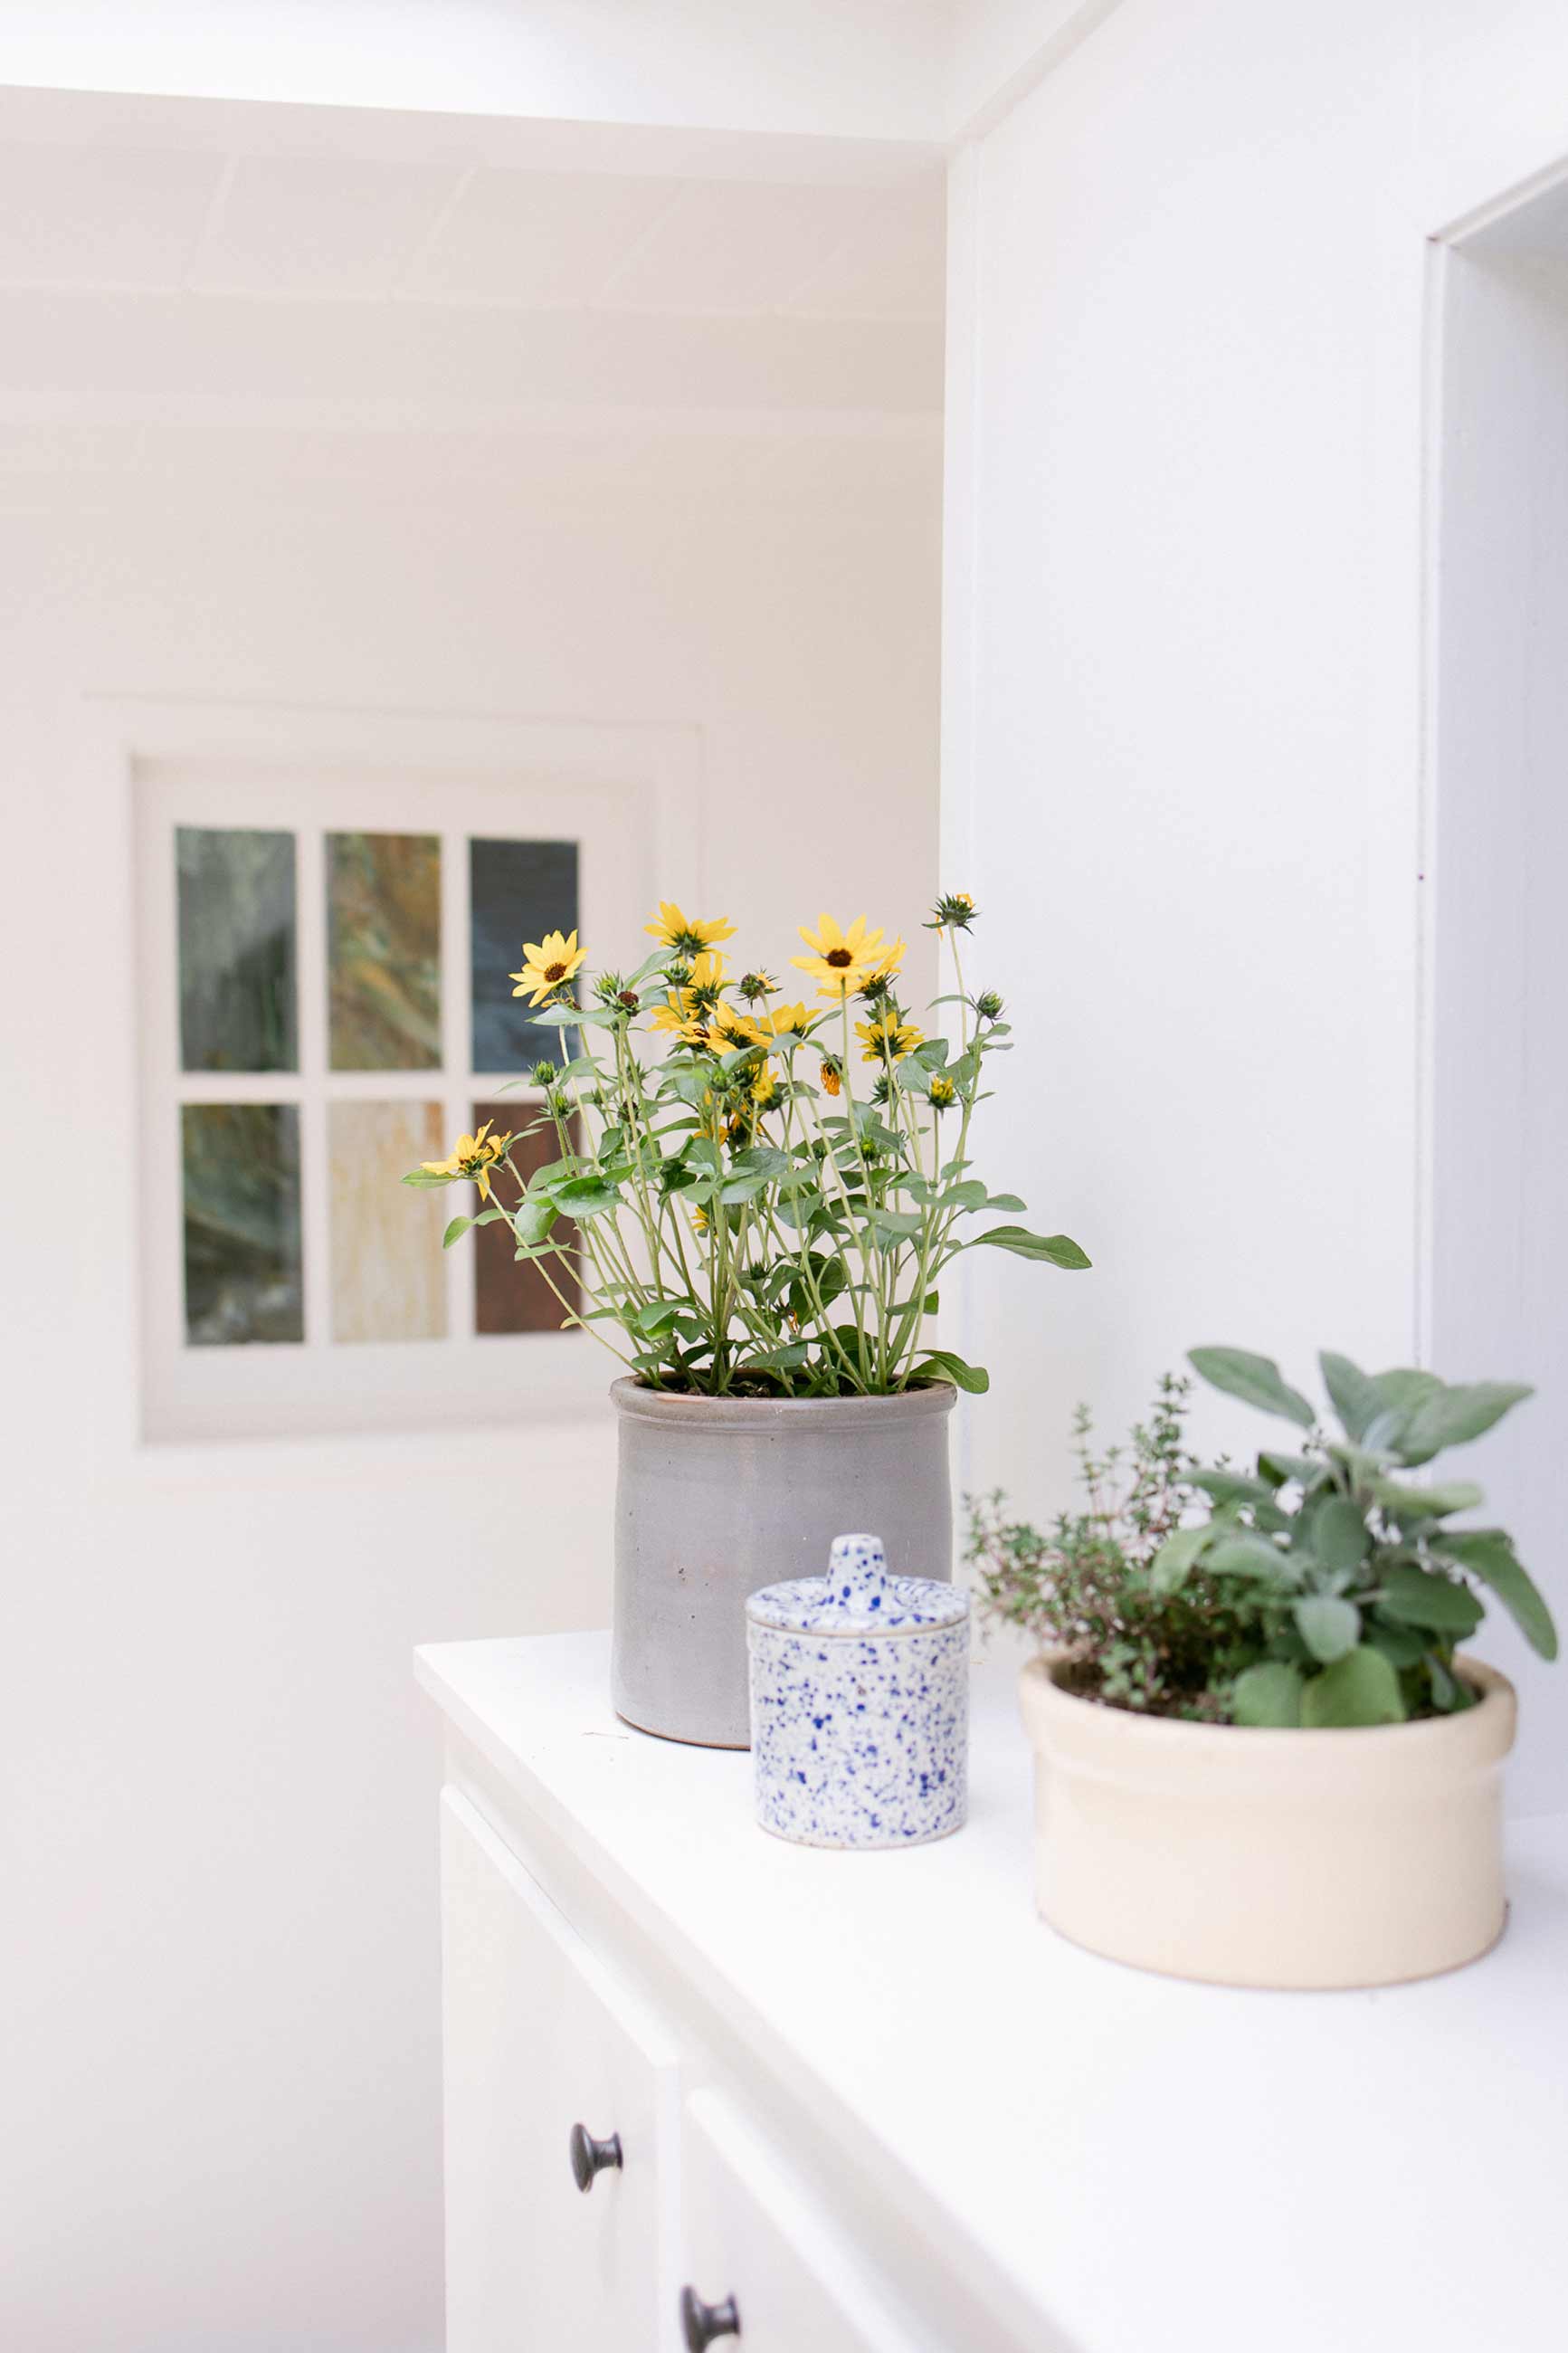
[
  {"xmin": 544, "ymin": 960, "xmax": 566, "ymax": 982},
  {"xmin": 826, "ymin": 947, "xmax": 854, "ymax": 967}
]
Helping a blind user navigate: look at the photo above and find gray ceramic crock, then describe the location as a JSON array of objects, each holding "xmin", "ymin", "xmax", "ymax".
[{"xmin": 610, "ymin": 1378, "xmax": 956, "ymax": 1748}]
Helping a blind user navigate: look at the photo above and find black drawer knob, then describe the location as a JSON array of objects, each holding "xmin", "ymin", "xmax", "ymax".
[
  {"xmin": 681, "ymin": 2286, "xmax": 741, "ymax": 2348},
  {"xmin": 568, "ymin": 2123, "xmax": 622, "ymax": 2193}
]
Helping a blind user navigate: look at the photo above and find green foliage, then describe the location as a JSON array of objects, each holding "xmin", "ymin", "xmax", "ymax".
[
  {"xmin": 968, "ymin": 1380, "xmax": 1263, "ymax": 1722},
  {"xmin": 1163, "ymin": 1345, "xmax": 1554, "ymax": 1723},
  {"xmin": 971, "ymin": 1350, "xmax": 1557, "ymax": 1729}
]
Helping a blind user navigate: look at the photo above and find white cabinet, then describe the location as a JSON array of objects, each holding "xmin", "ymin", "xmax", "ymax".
[
  {"xmin": 422, "ymin": 1631, "xmax": 1568, "ymax": 2353},
  {"xmin": 440, "ymin": 1787, "xmax": 679, "ymax": 2353},
  {"xmin": 679, "ymin": 2091, "xmax": 923, "ymax": 2353}
]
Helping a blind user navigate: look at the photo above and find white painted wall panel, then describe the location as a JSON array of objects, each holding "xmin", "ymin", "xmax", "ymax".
[
  {"xmin": 0, "ymin": 440, "xmax": 939, "ymax": 2349},
  {"xmin": 943, "ymin": 0, "xmax": 1568, "ymax": 1805}
]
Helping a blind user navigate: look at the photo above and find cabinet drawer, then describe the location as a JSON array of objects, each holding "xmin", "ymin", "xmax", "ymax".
[
  {"xmin": 441, "ymin": 1787, "xmax": 679, "ymax": 2353},
  {"xmin": 678, "ymin": 2091, "xmax": 925, "ymax": 2353}
]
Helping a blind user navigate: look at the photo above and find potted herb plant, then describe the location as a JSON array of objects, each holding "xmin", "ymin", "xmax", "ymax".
[
  {"xmin": 408, "ymin": 895, "xmax": 1089, "ymax": 1747},
  {"xmin": 974, "ymin": 1350, "xmax": 1556, "ymax": 1987}
]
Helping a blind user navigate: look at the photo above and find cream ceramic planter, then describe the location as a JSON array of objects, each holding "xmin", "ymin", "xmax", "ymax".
[{"xmin": 1018, "ymin": 1653, "xmax": 1517, "ymax": 1989}]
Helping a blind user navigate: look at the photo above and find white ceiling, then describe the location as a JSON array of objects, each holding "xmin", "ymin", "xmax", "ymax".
[
  {"xmin": 0, "ymin": 90, "xmax": 946, "ymax": 320},
  {"xmin": 0, "ymin": 90, "xmax": 945, "ymax": 500}
]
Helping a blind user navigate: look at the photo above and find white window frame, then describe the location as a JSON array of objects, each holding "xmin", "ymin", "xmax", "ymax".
[{"xmin": 122, "ymin": 703, "xmax": 698, "ymax": 1445}]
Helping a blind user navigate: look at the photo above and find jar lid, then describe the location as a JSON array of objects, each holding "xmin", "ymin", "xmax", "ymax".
[{"xmin": 746, "ymin": 1532, "xmax": 970, "ymax": 1637}]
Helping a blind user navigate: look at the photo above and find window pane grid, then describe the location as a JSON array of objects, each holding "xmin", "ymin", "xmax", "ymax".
[{"xmin": 171, "ymin": 817, "xmax": 577, "ymax": 1355}]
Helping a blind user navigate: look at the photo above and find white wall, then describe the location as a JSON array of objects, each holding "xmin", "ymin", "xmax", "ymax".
[
  {"xmin": 943, "ymin": 0, "xmax": 1568, "ymax": 1807},
  {"xmin": 1429, "ymin": 238, "xmax": 1568, "ymax": 1802},
  {"xmin": 0, "ymin": 427, "xmax": 939, "ymax": 2349}
]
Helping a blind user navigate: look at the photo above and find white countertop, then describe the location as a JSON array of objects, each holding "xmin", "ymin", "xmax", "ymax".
[{"xmin": 416, "ymin": 1630, "xmax": 1568, "ymax": 2353}]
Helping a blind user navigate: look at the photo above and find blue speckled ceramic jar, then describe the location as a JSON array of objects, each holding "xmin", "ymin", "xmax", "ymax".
[{"xmin": 746, "ymin": 1533, "xmax": 970, "ymax": 1849}]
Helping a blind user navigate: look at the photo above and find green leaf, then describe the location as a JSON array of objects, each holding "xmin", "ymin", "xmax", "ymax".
[
  {"xmin": 1149, "ymin": 1523, "xmax": 1212, "ymax": 1594},
  {"xmin": 1397, "ymin": 1381, "xmax": 1535, "ymax": 1465},
  {"xmin": 1427, "ymin": 1655, "xmax": 1475, "ymax": 1712},
  {"xmin": 1206, "ymin": 1530, "xmax": 1293, "ymax": 1583},
  {"xmin": 531, "ymin": 1003, "xmax": 620, "ymax": 1028},
  {"xmin": 1187, "ymin": 1468, "xmax": 1279, "ymax": 1508},
  {"xmin": 633, "ymin": 1300, "xmax": 682, "ymax": 1336},
  {"xmin": 1372, "ymin": 1367, "xmax": 1443, "ymax": 1415},
  {"xmin": 739, "ymin": 1340, "xmax": 812, "ymax": 1374},
  {"xmin": 985, "ymin": 1192, "xmax": 1027, "ymax": 1212},
  {"xmin": 719, "ymin": 1173, "xmax": 772, "ymax": 1205},
  {"xmin": 1372, "ymin": 1477, "xmax": 1484, "ymax": 1520},
  {"xmin": 1376, "ymin": 1563, "xmax": 1484, "ymax": 1637},
  {"xmin": 868, "ymin": 1208, "xmax": 924, "ymax": 1240},
  {"xmin": 442, "ymin": 1215, "xmax": 474, "ymax": 1249},
  {"xmin": 1258, "ymin": 1449, "xmax": 1321, "ymax": 1488},
  {"xmin": 1298, "ymin": 1494, "xmax": 1372, "ymax": 1572},
  {"xmin": 1319, "ymin": 1351, "xmax": 1383, "ymax": 1443},
  {"xmin": 972, "ymin": 1224, "xmax": 1091, "ymax": 1269},
  {"xmin": 938, "ymin": 1180, "xmax": 988, "ymax": 1211},
  {"xmin": 402, "ymin": 1168, "xmax": 455, "ymax": 1188},
  {"xmin": 1293, "ymin": 1595, "xmax": 1362, "ymax": 1663},
  {"xmin": 1364, "ymin": 1615, "xmax": 1426, "ymax": 1669},
  {"xmin": 1300, "ymin": 1646, "xmax": 1406, "ymax": 1728},
  {"xmin": 551, "ymin": 1178, "xmax": 622, "ymax": 1216},
  {"xmin": 911, "ymin": 1349, "xmax": 989, "ymax": 1395},
  {"xmin": 1187, "ymin": 1347, "xmax": 1316, "ymax": 1430},
  {"xmin": 511, "ymin": 1198, "xmax": 558, "ymax": 1248},
  {"xmin": 1232, "ymin": 1662, "xmax": 1305, "ymax": 1728},
  {"xmin": 1433, "ymin": 1529, "xmax": 1559, "ymax": 1660}
]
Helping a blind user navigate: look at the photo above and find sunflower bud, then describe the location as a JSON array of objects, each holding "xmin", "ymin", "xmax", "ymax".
[
  {"xmin": 926, "ymin": 891, "xmax": 978, "ymax": 931},
  {"xmin": 737, "ymin": 969, "xmax": 777, "ymax": 1004},
  {"xmin": 532, "ymin": 1058, "xmax": 559, "ymax": 1086},
  {"xmin": 928, "ymin": 1074, "xmax": 956, "ymax": 1109},
  {"xmin": 975, "ymin": 988, "xmax": 1004, "ymax": 1020}
]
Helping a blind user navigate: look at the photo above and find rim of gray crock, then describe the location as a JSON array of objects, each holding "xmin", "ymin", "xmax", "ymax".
[{"xmin": 609, "ymin": 1376, "xmax": 956, "ymax": 1428}]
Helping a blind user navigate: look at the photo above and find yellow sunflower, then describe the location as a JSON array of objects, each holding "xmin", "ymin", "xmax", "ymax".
[
  {"xmin": 855, "ymin": 1013, "xmax": 924, "ymax": 1064},
  {"xmin": 644, "ymin": 901, "xmax": 736, "ymax": 957},
  {"xmin": 752, "ymin": 1067, "xmax": 778, "ymax": 1107},
  {"xmin": 711, "ymin": 1003, "xmax": 765, "ymax": 1051},
  {"xmin": 820, "ymin": 1057, "xmax": 843, "ymax": 1097},
  {"xmin": 860, "ymin": 937, "xmax": 908, "ymax": 989},
  {"xmin": 763, "ymin": 1000, "xmax": 814, "ymax": 1043},
  {"xmin": 649, "ymin": 952, "xmax": 738, "ymax": 1043},
  {"xmin": 509, "ymin": 928, "xmax": 585, "ymax": 1007},
  {"xmin": 791, "ymin": 912, "xmax": 895, "ymax": 996},
  {"xmin": 421, "ymin": 1120, "xmax": 509, "ymax": 1202}
]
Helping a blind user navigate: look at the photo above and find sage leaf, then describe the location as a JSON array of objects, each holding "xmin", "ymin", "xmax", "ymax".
[
  {"xmin": 1299, "ymin": 1495, "xmax": 1372, "ymax": 1572},
  {"xmin": 1319, "ymin": 1350, "xmax": 1383, "ymax": 1442},
  {"xmin": 1232, "ymin": 1662, "xmax": 1305, "ymax": 1728},
  {"xmin": 1293, "ymin": 1595, "xmax": 1362, "ymax": 1663},
  {"xmin": 1432, "ymin": 1529, "xmax": 1559, "ymax": 1660},
  {"xmin": 1188, "ymin": 1347, "xmax": 1316, "ymax": 1430},
  {"xmin": 1300, "ymin": 1645, "xmax": 1406, "ymax": 1728},
  {"xmin": 1397, "ymin": 1381, "xmax": 1535, "ymax": 1465},
  {"xmin": 1149, "ymin": 1523, "xmax": 1212, "ymax": 1594},
  {"xmin": 1376, "ymin": 1564, "xmax": 1483, "ymax": 1636},
  {"xmin": 1371, "ymin": 1477, "xmax": 1484, "ymax": 1521}
]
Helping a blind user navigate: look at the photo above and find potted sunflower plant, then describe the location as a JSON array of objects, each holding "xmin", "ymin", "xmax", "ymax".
[
  {"xmin": 973, "ymin": 1350, "xmax": 1556, "ymax": 1987},
  {"xmin": 407, "ymin": 894, "xmax": 1090, "ymax": 1747}
]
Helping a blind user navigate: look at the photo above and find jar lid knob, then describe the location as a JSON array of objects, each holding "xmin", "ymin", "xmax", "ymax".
[{"xmin": 828, "ymin": 1533, "xmax": 889, "ymax": 1614}]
